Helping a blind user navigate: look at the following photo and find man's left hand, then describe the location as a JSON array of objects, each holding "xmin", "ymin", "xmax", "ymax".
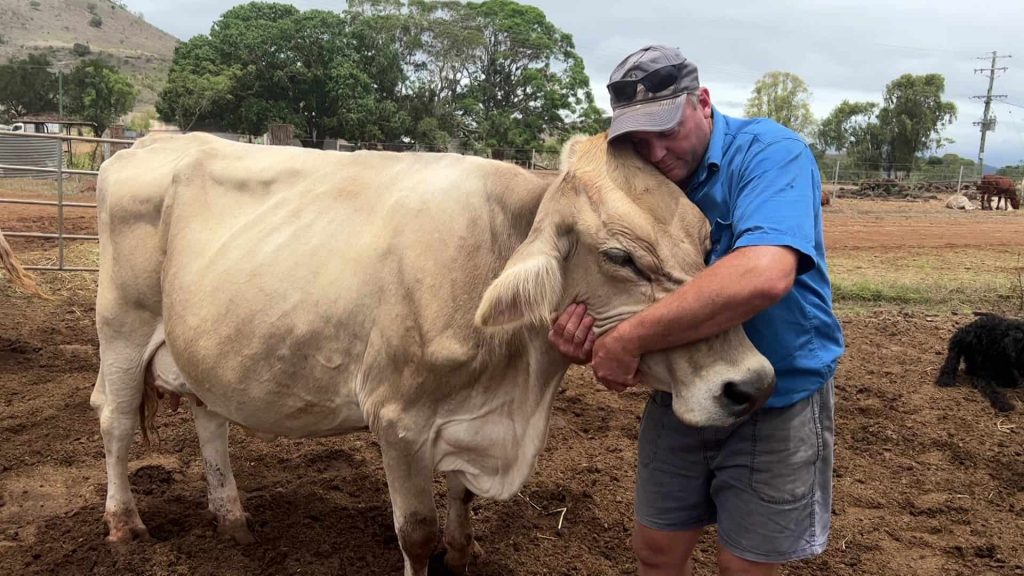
[{"xmin": 591, "ymin": 327, "xmax": 642, "ymax": 392}]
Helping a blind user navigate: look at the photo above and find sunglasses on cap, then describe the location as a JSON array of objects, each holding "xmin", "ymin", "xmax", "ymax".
[{"xmin": 607, "ymin": 63, "xmax": 689, "ymax": 108}]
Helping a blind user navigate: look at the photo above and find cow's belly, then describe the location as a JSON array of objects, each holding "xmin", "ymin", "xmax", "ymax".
[
  {"xmin": 194, "ymin": 380, "xmax": 368, "ymax": 438},
  {"xmin": 157, "ymin": 324, "xmax": 369, "ymax": 438}
]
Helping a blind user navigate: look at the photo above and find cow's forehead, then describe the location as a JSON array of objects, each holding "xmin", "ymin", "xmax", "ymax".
[{"xmin": 561, "ymin": 134, "xmax": 708, "ymax": 244}]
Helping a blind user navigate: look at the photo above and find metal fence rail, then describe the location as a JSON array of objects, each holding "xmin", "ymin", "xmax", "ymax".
[{"xmin": 0, "ymin": 130, "xmax": 133, "ymax": 272}]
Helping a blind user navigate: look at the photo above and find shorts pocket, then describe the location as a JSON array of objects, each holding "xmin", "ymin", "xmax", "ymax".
[
  {"xmin": 638, "ymin": 393, "xmax": 668, "ymax": 468},
  {"xmin": 748, "ymin": 391, "xmax": 823, "ymax": 505}
]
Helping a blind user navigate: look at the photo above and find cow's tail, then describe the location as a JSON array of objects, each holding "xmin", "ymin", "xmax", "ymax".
[
  {"xmin": 139, "ymin": 364, "xmax": 161, "ymax": 447},
  {"xmin": 0, "ymin": 226, "xmax": 50, "ymax": 299}
]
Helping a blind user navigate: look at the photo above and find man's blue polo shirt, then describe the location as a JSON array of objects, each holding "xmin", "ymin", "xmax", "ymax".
[{"xmin": 683, "ymin": 107, "xmax": 844, "ymax": 408}]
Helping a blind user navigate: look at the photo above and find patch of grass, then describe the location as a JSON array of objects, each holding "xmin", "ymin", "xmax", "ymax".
[
  {"xmin": 833, "ymin": 280, "xmax": 932, "ymax": 305},
  {"xmin": 828, "ymin": 248, "xmax": 1023, "ymax": 313}
]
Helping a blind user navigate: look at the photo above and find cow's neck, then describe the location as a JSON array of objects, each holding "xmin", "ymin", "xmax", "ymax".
[{"xmin": 431, "ymin": 328, "xmax": 568, "ymax": 500}]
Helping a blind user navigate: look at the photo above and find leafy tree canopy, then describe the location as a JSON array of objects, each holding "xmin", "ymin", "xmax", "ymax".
[
  {"xmin": 157, "ymin": 0, "xmax": 602, "ymax": 150},
  {"xmin": 0, "ymin": 54, "xmax": 59, "ymax": 123},
  {"xmin": 744, "ymin": 71, "xmax": 816, "ymax": 137},
  {"xmin": 65, "ymin": 58, "xmax": 137, "ymax": 136},
  {"xmin": 877, "ymin": 73, "xmax": 957, "ymax": 170}
]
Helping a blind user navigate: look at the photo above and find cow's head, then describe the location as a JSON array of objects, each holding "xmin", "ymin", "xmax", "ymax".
[{"xmin": 475, "ymin": 133, "xmax": 774, "ymax": 427}]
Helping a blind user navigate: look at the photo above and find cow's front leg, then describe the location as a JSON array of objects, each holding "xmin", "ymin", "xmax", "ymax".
[
  {"xmin": 379, "ymin": 432, "xmax": 438, "ymax": 576},
  {"xmin": 192, "ymin": 402, "xmax": 254, "ymax": 543},
  {"xmin": 443, "ymin": 472, "xmax": 482, "ymax": 575}
]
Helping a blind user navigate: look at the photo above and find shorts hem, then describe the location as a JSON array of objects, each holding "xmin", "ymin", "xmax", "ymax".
[
  {"xmin": 718, "ymin": 532, "xmax": 828, "ymax": 564},
  {"xmin": 635, "ymin": 516, "xmax": 716, "ymax": 534}
]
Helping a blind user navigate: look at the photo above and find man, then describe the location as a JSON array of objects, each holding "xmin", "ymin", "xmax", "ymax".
[{"xmin": 549, "ymin": 46, "xmax": 844, "ymax": 575}]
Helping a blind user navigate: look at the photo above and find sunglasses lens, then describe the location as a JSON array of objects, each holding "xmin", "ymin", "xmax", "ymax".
[
  {"xmin": 609, "ymin": 81, "xmax": 639, "ymax": 105},
  {"xmin": 642, "ymin": 66, "xmax": 680, "ymax": 94}
]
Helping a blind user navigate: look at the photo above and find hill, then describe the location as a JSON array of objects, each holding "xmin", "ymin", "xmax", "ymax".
[{"xmin": 0, "ymin": 0, "xmax": 179, "ymax": 111}]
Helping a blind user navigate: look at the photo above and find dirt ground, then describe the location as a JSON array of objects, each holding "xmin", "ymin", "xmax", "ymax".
[{"xmin": 1, "ymin": 190, "xmax": 1023, "ymax": 575}]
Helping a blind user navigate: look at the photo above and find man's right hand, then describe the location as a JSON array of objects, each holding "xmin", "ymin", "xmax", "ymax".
[{"xmin": 548, "ymin": 303, "xmax": 596, "ymax": 365}]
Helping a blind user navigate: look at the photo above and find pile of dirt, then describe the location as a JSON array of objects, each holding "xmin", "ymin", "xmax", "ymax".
[{"xmin": 842, "ymin": 179, "xmax": 966, "ymax": 201}]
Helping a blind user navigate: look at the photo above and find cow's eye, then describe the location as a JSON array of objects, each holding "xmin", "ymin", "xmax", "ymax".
[{"xmin": 601, "ymin": 248, "xmax": 651, "ymax": 281}]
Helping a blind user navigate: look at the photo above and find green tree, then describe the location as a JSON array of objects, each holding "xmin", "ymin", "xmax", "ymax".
[
  {"xmin": 65, "ymin": 58, "xmax": 137, "ymax": 136},
  {"xmin": 876, "ymin": 73, "xmax": 957, "ymax": 174},
  {"xmin": 815, "ymin": 100, "xmax": 878, "ymax": 155},
  {"xmin": 157, "ymin": 2, "xmax": 407, "ymax": 145},
  {"xmin": 460, "ymin": 0, "xmax": 600, "ymax": 153},
  {"xmin": 0, "ymin": 54, "xmax": 59, "ymax": 122},
  {"xmin": 156, "ymin": 35, "xmax": 236, "ymax": 130},
  {"xmin": 157, "ymin": 0, "xmax": 601, "ymax": 151},
  {"xmin": 744, "ymin": 71, "xmax": 816, "ymax": 137}
]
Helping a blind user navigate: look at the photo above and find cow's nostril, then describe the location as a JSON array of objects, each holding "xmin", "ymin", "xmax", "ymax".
[{"xmin": 722, "ymin": 381, "xmax": 754, "ymax": 407}]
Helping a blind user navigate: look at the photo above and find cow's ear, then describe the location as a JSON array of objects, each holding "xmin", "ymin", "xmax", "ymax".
[
  {"xmin": 475, "ymin": 229, "xmax": 568, "ymax": 331},
  {"xmin": 559, "ymin": 135, "xmax": 589, "ymax": 172}
]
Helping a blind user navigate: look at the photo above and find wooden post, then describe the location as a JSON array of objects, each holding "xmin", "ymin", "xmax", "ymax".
[
  {"xmin": 267, "ymin": 124, "xmax": 294, "ymax": 146},
  {"xmin": 107, "ymin": 124, "xmax": 126, "ymax": 157}
]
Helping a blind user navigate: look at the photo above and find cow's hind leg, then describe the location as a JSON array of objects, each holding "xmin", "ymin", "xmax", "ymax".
[
  {"xmin": 379, "ymin": 434, "xmax": 438, "ymax": 576},
  {"xmin": 92, "ymin": 328, "xmax": 156, "ymax": 542},
  {"xmin": 191, "ymin": 402, "xmax": 254, "ymax": 543},
  {"xmin": 442, "ymin": 473, "xmax": 482, "ymax": 575}
]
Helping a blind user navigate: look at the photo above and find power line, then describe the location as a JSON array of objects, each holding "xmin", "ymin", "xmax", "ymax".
[{"xmin": 971, "ymin": 51, "xmax": 1011, "ymax": 172}]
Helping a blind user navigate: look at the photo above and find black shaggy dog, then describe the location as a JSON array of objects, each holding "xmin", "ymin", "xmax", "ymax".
[{"xmin": 936, "ymin": 313, "xmax": 1024, "ymax": 412}]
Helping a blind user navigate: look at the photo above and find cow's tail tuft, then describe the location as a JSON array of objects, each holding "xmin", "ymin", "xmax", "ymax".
[{"xmin": 0, "ymin": 227, "xmax": 51, "ymax": 299}]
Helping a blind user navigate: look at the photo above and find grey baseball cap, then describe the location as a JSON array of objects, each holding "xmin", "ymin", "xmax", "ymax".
[{"xmin": 606, "ymin": 45, "xmax": 699, "ymax": 140}]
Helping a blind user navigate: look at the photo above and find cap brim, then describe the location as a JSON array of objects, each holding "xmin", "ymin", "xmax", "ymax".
[{"xmin": 607, "ymin": 95, "xmax": 685, "ymax": 141}]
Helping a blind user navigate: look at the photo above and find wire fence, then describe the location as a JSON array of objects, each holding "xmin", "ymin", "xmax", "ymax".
[
  {"xmin": 0, "ymin": 130, "xmax": 133, "ymax": 272},
  {"xmin": 294, "ymin": 137, "xmax": 563, "ymax": 170},
  {"xmin": 816, "ymin": 159, "xmax": 1004, "ymax": 186}
]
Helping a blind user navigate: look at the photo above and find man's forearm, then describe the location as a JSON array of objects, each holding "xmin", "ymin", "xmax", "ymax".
[{"xmin": 613, "ymin": 245, "xmax": 798, "ymax": 355}]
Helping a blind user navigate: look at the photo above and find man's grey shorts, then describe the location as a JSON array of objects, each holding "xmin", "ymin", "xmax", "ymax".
[{"xmin": 635, "ymin": 380, "xmax": 834, "ymax": 563}]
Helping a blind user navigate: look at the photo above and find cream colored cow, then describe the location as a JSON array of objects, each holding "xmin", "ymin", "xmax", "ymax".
[{"xmin": 90, "ymin": 132, "xmax": 774, "ymax": 576}]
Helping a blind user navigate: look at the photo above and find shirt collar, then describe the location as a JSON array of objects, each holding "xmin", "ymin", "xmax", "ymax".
[{"xmin": 681, "ymin": 105, "xmax": 725, "ymax": 191}]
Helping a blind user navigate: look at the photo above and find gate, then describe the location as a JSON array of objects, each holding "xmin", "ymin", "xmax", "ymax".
[{"xmin": 0, "ymin": 130, "xmax": 133, "ymax": 272}]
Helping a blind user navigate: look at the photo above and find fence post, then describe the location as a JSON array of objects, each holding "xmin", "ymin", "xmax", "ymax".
[
  {"xmin": 833, "ymin": 160, "xmax": 840, "ymax": 186},
  {"xmin": 267, "ymin": 124, "xmax": 294, "ymax": 146},
  {"xmin": 956, "ymin": 165, "xmax": 964, "ymax": 195},
  {"xmin": 57, "ymin": 139, "xmax": 65, "ymax": 270}
]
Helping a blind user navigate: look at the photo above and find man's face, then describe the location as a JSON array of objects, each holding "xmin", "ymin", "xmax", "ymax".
[{"xmin": 627, "ymin": 88, "xmax": 713, "ymax": 183}]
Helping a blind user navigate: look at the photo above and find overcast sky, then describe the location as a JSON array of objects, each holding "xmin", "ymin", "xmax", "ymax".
[{"xmin": 126, "ymin": 0, "xmax": 1024, "ymax": 168}]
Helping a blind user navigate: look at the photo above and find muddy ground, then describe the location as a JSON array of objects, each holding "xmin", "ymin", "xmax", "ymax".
[{"xmin": 1, "ymin": 190, "xmax": 1022, "ymax": 575}]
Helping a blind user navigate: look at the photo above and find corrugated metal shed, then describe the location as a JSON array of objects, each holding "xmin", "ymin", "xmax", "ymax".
[{"xmin": 0, "ymin": 135, "xmax": 60, "ymax": 179}]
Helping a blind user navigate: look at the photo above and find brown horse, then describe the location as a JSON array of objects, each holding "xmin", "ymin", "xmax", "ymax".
[{"xmin": 979, "ymin": 175, "xmax": 1020, "ymax": 210}]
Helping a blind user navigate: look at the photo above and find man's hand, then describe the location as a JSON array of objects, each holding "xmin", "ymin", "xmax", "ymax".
[
  {"xmin": 548, "ymin": 303, "xmax": 596, "ymax": 365},
  {"xmin": 591, "ymin": 327, "xmax": 641, "ymax": 393}
]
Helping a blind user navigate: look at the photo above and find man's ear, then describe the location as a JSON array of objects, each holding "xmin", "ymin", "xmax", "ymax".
[{"xmin": 475, "ymin": 228, "xmax": 570, "ymax": 331}]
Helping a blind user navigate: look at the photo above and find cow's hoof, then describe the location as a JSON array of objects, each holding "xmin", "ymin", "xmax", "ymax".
[
  {"xmin": 216, "ymin": 514, "xmax": 256, "ymax": 544},
  {"xmin": 442, "ymin": 540, "xmax": 483, "ymax": 575},
  {"xmin": 104, "ymin": 511, "xmax": 150, "ymax": 543}
]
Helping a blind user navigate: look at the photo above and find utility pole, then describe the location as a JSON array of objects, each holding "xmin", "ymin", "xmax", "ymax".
[{"xmin": 972, "ymin": 51, "xmax": 1011, "ymax": 175}]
